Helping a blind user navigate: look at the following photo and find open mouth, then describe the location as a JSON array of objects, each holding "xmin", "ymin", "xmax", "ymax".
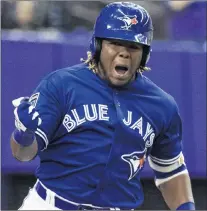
[{"xmin": 115, "ymin": 65, "xmax": 129, "ymax": 75}]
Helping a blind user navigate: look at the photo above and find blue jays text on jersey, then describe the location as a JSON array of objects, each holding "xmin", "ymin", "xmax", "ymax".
[{"xmin": 29, "ymin": 63, "xmax": 186, "ymax": 209}]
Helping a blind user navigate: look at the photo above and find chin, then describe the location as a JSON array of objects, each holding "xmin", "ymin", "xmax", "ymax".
[{"xmin": 109, "ymin": 79, "xmax": 131, "ymax": 88}]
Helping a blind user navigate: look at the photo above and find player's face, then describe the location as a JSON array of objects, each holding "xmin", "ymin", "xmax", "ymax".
[{"xmin": 97, "ymin": 39, "xmax": 143, "ymax": 87}]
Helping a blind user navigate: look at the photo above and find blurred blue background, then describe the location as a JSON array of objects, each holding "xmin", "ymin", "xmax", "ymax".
[{"xmin": 1, "ymin": 1, "xmax": 206, "ymax": 210}]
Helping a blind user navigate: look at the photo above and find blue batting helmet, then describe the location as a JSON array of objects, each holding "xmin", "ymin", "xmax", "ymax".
[{"xmin": 90, "ymin": 2, "xmax": 153, "ymax": 67}]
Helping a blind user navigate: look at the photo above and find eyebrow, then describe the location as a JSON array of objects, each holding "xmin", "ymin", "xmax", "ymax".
[{"xmin": 108, "ymin": 39, "xmax": 142, "ymax": 47}]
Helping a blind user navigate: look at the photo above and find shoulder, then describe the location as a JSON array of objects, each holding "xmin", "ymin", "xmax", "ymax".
[
  {"xmin": 143, "ymin": 75, "xmax": 178, "ymax": 108},
  {"xmin": 34, "ymin": 63, "xmax": 89, "ymax": 99},
  {"xmin": 43, "ymin": 63, "xmax": 89, "ymax": 84},
  {"xmin": 141, "ymin": 75, "xmax": 179, "ymax": 125}
]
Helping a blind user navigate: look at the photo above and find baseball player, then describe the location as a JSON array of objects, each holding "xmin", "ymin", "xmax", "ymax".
[{"xmin": 11, "ymin": 2, "xmax": 195, "ymax": 210}]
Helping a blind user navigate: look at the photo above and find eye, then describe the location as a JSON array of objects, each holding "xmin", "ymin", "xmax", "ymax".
[
  {"xmin": 129, "ymin": 45, "xmax": 142, "ymax": 50},
  {"xmin": 131, "ymin": 46, "xmax": 139, "ymax": 50},
  {"xmin": 132, "ymin": 155, "xmax": 138, "ymax": 160},
  {"xmin": 111, "ymin": 41, "xmax": 122, "ymax": 46}
]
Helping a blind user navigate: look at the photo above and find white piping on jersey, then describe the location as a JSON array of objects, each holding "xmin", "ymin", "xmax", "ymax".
[
  {"xmin": 155, "ymin": 169, "xmax": 188, "ymax": 187},
  {"xmin": 148, "ymin": 154, "xmax": 185, "ymax": 173},
  {"xmin": 149, "ymin": 152, "xmax": 183, "ymax": 165},
  {"xmin": 35, "ymin": 128, "xmax": 49, "ymax": 149}
]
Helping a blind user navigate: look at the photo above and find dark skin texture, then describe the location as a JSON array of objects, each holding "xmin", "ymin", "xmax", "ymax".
[
  {"xmin": 10, "ymin": 134, "xmax": 38, "ymax": 161},
  {"xmin": 159, "ymin": 173, "xmax": 195, "ymax": 209},
  {"xmin": 97, "ymin": 39, "xmax": 143, "ymax": 87}
]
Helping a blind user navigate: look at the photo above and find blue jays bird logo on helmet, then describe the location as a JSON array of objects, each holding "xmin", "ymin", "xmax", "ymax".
[
  {"xmin": 116, "ymin": 10, "xmax": 138, "ymax": 30},
  {"xmin": 90, "ymin": 1, "xmax": 153, "ymax": 66},
  {"xmin": 121, "ymin": 149, "xmax": 146, "ymax": 180}
]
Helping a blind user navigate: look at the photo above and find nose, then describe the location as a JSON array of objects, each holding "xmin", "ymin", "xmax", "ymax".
[{"xmin": 118, "ymin": 47, "xmax": 130, "ymax": 59}]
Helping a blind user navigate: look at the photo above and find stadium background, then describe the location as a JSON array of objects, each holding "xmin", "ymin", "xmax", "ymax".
[{"xmin": 1, "ymin": 1, "xmax": 206, "ymax": 210}]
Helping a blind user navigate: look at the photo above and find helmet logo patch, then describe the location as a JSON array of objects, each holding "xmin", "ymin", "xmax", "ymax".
[{"xmin": 116, "ymin": 10, "xmax": 138, "ymax": 30}]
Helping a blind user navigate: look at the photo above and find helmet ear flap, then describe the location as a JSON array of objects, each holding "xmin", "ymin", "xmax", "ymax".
[
  {"xmin": 140, "ymin": 46, "xmax": 151, "ymax": 67},
  {"xmin": 145, "ymin": 50, "xmax": 151, "ymax": 64},
  {"xmin": 91, "ymin": 38, "xmax": 102, "ymax": 63},
  {"xmin": 90, "ymin": 35, "xmax": 96, "ymax": 55}
]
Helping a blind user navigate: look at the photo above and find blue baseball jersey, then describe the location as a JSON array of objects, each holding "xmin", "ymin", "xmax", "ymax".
[{"xmin": 29, "ymin": 63, "xmax": 186, "ymax": 209}]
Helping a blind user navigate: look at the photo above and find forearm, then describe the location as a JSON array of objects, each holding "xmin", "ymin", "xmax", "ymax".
[
  {"xmin": 159, "ymin": 173, "xmax": 194, "ymax": 210},
  {"xmin": 10, "ymin": 130, "xmax": 38, "ymax": 162}
]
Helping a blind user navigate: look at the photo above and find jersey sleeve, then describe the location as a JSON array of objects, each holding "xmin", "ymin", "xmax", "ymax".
[
  {"xmin": 148, "ymin": 103, "xmax": 188, "ymax": 187},
  {"xmin": 29, "ymin": 76, "xmax": 64, "ymax": 151}
]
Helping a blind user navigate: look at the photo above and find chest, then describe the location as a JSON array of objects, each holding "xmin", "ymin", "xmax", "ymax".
[{"xmin": 61, "ymin": 83, "xmax": 161, "ymax": 152}]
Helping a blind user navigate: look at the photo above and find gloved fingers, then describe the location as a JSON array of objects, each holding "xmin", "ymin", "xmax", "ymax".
[{"xmin": 12, "ymin": 97, "xmax": 30, "ymax": 107}]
